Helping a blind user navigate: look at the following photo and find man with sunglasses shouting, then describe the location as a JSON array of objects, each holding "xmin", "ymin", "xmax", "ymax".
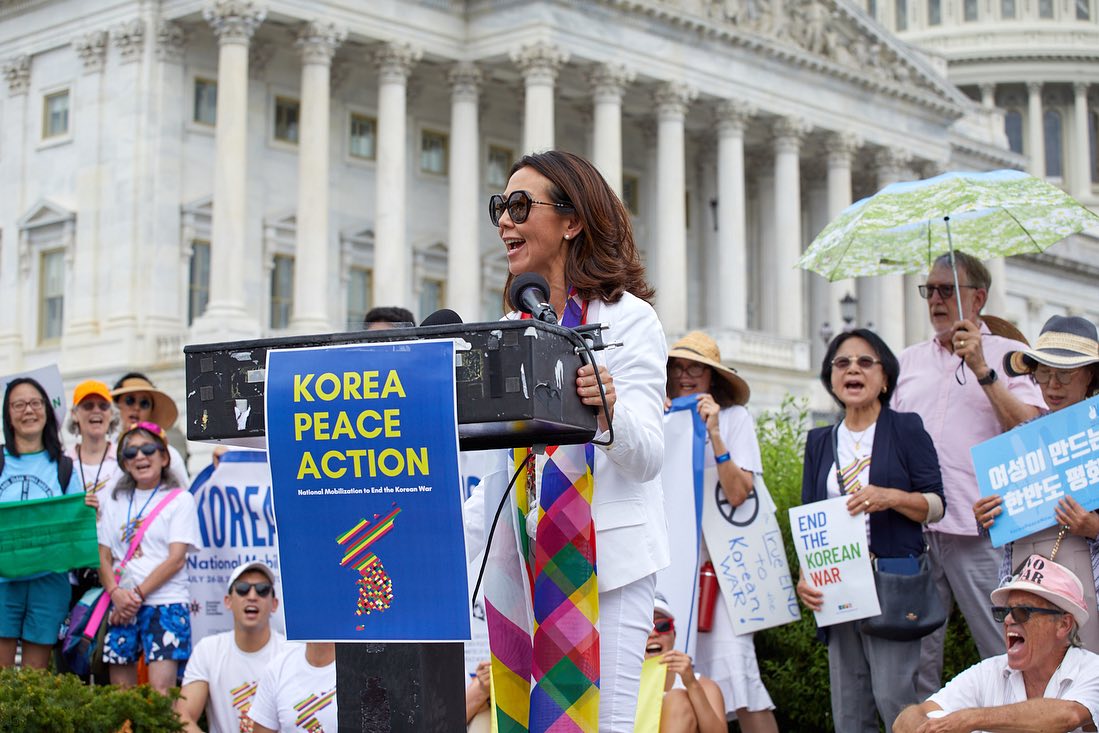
[
  {"xmin": 893, "ymin": 555, "xmax": 1099, "ymax": 733},
  {"xmin": 892, "ymin": 251, "xmax": 1044, "ymax": 697},
  {"xmin": 177, "ymin": 561, "xmax": 285, "ymax": 733}
]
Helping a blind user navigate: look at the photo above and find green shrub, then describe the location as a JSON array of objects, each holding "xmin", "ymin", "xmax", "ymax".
[
  {"xmin": 0, "ymin": 667, "xmax": 182, "ymax": 733},
  {"xmin": 754, "ymin": 395, "xmax": 834, "ymax": 732}
]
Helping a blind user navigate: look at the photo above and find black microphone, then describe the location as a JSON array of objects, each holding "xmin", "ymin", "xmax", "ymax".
[
  {"xmin": 420, "ymin": 308, "xmax": 463, "ymax": 327},
  {"xmin": 509, "ymin": 273, "xmax": 558, "ymax": 324}
]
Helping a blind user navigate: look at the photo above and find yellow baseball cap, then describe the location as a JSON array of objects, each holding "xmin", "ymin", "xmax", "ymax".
[{"xmin": 72, "ymin": 380, "xmax": 113, "ymax": 407}]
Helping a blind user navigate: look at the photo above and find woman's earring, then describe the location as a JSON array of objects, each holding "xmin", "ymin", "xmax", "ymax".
[{"xmin": 564, "ymin": 234, "xmax": 570, "ymax": 240}]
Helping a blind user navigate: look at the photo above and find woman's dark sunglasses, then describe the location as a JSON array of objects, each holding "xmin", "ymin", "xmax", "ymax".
[
  {"xmin": 830, "ymin": 355, "xmax": 881, "ymax": 371},
  {"xmin": 122, "ymin": 395, "xmax": 153, "ymax": 410},
  {"xmin": 232, "ymin": 581, "xmax": 273, "ymax": 597},
  {"xmin": 653, "ymin": 618, "xmax": 675, "ymax": 634},
  {"xmin": 990, "ymin": 605, "xmax": 1065, "ymax": 623},
  {"xmin": 488, "ymin": 190, "xmax": 574, "ymax": 226},
  {"xmin": 121, "ymin": 443, "xmax": 164, "ymax": 460}
]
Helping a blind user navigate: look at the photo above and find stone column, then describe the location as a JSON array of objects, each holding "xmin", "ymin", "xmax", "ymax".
[
  {"xmin": 1072, "ymin": 83, "xmax": 1092, "ymax": 198},
  {"xmin": 715, "ymin": 101, "xmax": 752, "ymax": 331},
  {"xmin": 772, "ymin": 117, "xmax": 809, "ymax": 340},
  {"xmin": 512, "ymin": 42, "xmax": 567, "ymax": 155},
  {"xmin": 871, "ymin": 148, "xmax": 910, "ymax": 350},
  {"xmin": 0, "ymin": 55, "xmax": 30, "ymax": 372},
  {"xmin": 1026, "ymin": 83, "xmax": 1045, "ymax": 177},
  {"xmin": 447, "ymin": 61, "xmax": 482, "ymax": 321},
  {"xmin": 289, "ymin": 20, "xmax": 345, "ymax": 334},
  {"xmin": 824, "ymin": 133, "xmax": 859, "ymax": 337},
  {"xmin": 590, "ymin": 63, "xmax": 633, "ymax": 194},
  {"xmin": 373, "ymin": 42, "xmax": 421, "ymax": 310},
  {"xmin": 196, "ymin": 0, "xmax": 265, "ymax": 338},
  {"xmin": 67, "ymin": 30, "xmax": 108, "ymax": 341},
  {"xmin": 653, "ymin": 82, "xmax": 696, "ymax": 335}
]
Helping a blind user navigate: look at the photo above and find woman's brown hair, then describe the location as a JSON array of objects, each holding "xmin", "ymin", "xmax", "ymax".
[{"xmin": 501, "ymin": 150, "xmax": 655, "ymax": 311}]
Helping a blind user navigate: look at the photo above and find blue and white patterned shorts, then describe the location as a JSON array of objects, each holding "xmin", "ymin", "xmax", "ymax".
[{"xmin": 103, "ymin": 602, "xmax": 191, "ymax": 665}]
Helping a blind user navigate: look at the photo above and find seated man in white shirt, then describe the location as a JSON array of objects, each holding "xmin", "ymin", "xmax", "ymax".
[
  {"xmin": 176, "ymin": 562, "xmax": 285, "ymax": 733},
  {"xmin": 248, "ymin": 642, "xmax": 337, "ymax": 733},
  {"xmin": 893, "ymin": 554, "xmax": 1099, "ymax": 733}
]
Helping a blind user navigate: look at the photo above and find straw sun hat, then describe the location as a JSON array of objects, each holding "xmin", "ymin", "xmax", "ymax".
[
  {"xmin": 1003, "ymin": 315, "xmax": 1099, "ymax": 378},
  {"xmin": 110, "ymin": 375, "xmax": 179, "ymax": 430},
  {"xmin": 667, "ymin": 331, "xmax": 750, "ymax": 406}
]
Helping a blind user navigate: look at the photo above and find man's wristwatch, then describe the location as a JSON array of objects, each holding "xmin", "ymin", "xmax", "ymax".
[{"xmin": 977, "ymin": 368, "xmax": 998, "ymax": 386}]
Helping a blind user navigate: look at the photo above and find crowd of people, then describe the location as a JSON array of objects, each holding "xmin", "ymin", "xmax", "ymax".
[{"xmin": 2, "ymin": 149, "xmax": 1099, "ymax": 733}]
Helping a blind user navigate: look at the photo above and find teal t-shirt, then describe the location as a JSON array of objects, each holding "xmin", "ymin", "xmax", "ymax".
[{"xmin": 0, "ymin": 449, "xmax": 83, "ymax": 583}]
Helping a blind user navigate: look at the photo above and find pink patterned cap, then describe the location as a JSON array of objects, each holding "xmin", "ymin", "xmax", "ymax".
[{"xmin": 990, "ymin": 554, "xmax": 1088, "ymax": 627}]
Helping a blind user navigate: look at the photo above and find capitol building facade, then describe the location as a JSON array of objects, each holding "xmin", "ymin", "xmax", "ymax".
[{"xmin": 0, "ymin": 0, "xmax": 1096, "ymax": 461}]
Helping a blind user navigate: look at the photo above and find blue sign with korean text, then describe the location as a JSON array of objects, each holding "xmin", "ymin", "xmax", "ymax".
[
  {"xmin": 264, "ymin": 340, "xmax": 470, "ymax": 642},
  {"xmin": 972, "ymin": 395, "xmax": 1099, "ymax": 547}
]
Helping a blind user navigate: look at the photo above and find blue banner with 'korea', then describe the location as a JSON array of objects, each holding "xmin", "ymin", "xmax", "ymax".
[
  {"xmin": 973, "ymin": 395, "xmax": 1099, "ymax": 547},
  {"xmin": 265, "ymin": 340, "xmax": 470, "ymax": 642}
]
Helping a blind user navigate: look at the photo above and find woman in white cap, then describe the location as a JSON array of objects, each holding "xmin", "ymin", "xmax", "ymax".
[
  {"xmin": 975, "ymin": 315, "xmax": 1099, "ymax": 652},
  {"xmin": 665, "ymin": 331, "xmax": 778, "ymax": 733}
]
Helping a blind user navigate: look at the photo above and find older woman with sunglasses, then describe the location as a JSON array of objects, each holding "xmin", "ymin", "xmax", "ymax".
[
  {"xmin": 471, "ymin": 150, "xmax": 668, "ymax": 732},
  {"xmin": 111, "ymin": 373, "xmax": 190, "ymax": 485},
  {"xmin": 66, "ymin": 380, "xmax": 123, "ymax": 502},
  {"xmin": 796, "ymin": 329, "xmax": 945, "ymax": 733},
  {"xmin": 0, "ymin": 377, "xmax": 86, "ymax": 669},
  {"xmin": 975, "ymin": 315, "xmax": 1099, "ymax": 653},
  {"xmin": 98, "ymin": 421, "xmax": 199, "ymax": 693}
]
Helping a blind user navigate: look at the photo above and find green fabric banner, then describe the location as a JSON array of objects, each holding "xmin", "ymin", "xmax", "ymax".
[{"xmin": 0, "ymin": 493, "xmax": 98, "ymax": 579}]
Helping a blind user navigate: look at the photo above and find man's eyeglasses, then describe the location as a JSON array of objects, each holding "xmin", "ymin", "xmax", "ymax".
[
  {"xmin": 918, "ymin": 284, "xmax": 979, "ymax": 300},
  {"xmin": 121, "ymin": 395, "xmax": 153, "ymax": 410},
  {"xmin": 232, "ymin": 581, "xmax": 273, "ymax": 598},
  {"xmin": 489, "ymin": 190, "xmax": 574, "ymax": 226},
  {"xmin": 121, "ymin": 443, "xmax": 164, "ymax": 460},
  {"xmin": 653, "ymin": 618, "xmax": 675, "ymax": 635},
  {"xmin": 10, "ymin": 398, "xmax": 45, "ymax": 413},
  {"xmin": 79, "ymin": 400, "xmax": 111, "ymax": 412},
  {"xmin": 1033, "ymin": 366, "xmax": 1079, "ymax": 386},
  {"xmin": 991, "ymin": 605, "xmax": 1065, "ymax": 623},
  {"xmin": 830, "ymin": 355, "xmax": 881, "ymax": 371},
  {"xmin": 668, "ymin": 362, "xmax": 707, "ymax": 378}
]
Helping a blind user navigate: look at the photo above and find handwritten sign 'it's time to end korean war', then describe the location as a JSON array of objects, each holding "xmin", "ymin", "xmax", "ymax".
[{"xmin": 973, "ymin": 395, "xmax": 1099, "ymax": 548}]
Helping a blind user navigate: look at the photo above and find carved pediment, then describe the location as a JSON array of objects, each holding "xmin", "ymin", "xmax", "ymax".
[{"xmin": 18, "ymin": 199, "xmax": 75, "ymax": 230}]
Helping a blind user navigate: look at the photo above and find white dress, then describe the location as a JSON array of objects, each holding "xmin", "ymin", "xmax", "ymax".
[{"xmin": 692, "ymin": 405, "xmax": 776, "ymax": 717}]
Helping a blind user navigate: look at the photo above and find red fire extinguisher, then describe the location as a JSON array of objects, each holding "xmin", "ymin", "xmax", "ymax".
[{"xmin": 698, "ymin": 561, "xmax": 718, "ymax": 632}]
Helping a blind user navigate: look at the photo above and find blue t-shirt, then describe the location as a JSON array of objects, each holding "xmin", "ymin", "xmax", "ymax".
[{"xmin": 0, "ymin": 449, "xmax": 83, "ymax": 583}]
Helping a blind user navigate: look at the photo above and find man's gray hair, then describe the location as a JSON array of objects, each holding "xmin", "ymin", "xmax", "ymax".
[{"xmin": 932, "ymin": 250, "xmax": 991, "ymax": 292}]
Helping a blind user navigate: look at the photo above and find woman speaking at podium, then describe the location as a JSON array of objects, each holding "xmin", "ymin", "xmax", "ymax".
[{"xmin": 468, "ymin": 150, "xmax": 669, "ymax": 732}]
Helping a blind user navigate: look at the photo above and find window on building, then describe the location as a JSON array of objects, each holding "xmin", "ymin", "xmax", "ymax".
[
  {"xmin": 193, "ymin": 79, "xmax": 217, "ymax": 126},
  {"xmin": 1001, "ymin": 0, "xmax": 1016, "ymax": 17},
  {"xmin": 964, "ymin": 0, "xmax": 978, "ymax": 20},
  {"xmin": 347, "ymin": 266, "xmax": 372, "ymax": 329},
  {"xmin": 1077, "ymin": 0, "xmax": 1090, "ymax": 19},
  {"xmin": 349, "ymin": 114, "xmax": 376, "ymax": 160},
  {"xmin": 188, "ymin": 240, "xmax": 211, "ymax": 325},
  {"xmin": 1044, "ymin": 109, "xmax": 1063, "ymax": 178},
  {"xmin": 1089, "ymin": 110, "xmax": 1098, "ymax": 183},
  {"xmin": 42, "ymin": 90, "xmax": 69, "ymax": 139},
  {"xmin": 421, "ymin": 130, "xmax": 448, "ymax": 175},
  {"xmin": 1004, "ymin": 110, "xmax": 1024, "ymax": 154},
  {"xmin": 928, "ymin": 0, "xmax": 942, "ymax": 24},
  {"xmin": 1039, "ymin": 0, "xmax": 1054, "ymax": 17},
  {"xmin": 419, "ymin": 278, "xmax": 445, "ymax": 319},
  {"xmin": 270, "ymin": 254, "xmax": 294, "ymax": 329},
  {"xmin": 622, "ymin": 174, "xmax": 640, "ymax": 215},
  {"xmin": 274, "ymin": 97, "xmax": 300, "ymax": 144},
  {"xmin": 39, "ymin": 249, "xmax": 64, "ymax": 342},
  {"xmin": 867, "ymin": 0, "xmax": 877, "ymax": 18},
  {"xmin": 487, "ymin": 145, "xmax": 513, "ymax": 189},
  {"xmin": 895, "ymin": 0, "xmax": 908, "ymax": 29}
]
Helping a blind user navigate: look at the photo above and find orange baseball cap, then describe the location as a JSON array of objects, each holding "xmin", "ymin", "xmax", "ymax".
[{"xmin": 72, "ymin": 380, "xmax": 113, "ymax": 407}]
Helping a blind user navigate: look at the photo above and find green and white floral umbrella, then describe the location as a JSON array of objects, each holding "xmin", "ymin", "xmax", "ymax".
[{"xmin": 799, "ymin": 168, "xmax": 1099, "ymax": 314}]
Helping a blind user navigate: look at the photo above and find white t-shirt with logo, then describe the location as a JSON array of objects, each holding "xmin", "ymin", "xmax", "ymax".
[
  {"xmin": 96, "ymin": 486, "xmax": 201, "ymax": 605},
  {"xmin": 248, "ymin": 644, "xmax": 337, "ymax": 733},
  {"xmin": 183, "ymin": 630, "xmax": 286, "ymax": 733}
]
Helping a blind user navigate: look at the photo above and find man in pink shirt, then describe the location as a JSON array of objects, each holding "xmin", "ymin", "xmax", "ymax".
[{"xmin": 892, "ymin": 251, "xmax": 1045, "ymax": 697}]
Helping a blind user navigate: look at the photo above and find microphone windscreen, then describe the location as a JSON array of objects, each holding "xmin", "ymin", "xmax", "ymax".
[
  {"xmin": 509, "ymin": 272, "xmax": 551, "ymax": 313},
  {"xmin": 420, "ymin": 308, "xmax": 463, "ymax": 327}
]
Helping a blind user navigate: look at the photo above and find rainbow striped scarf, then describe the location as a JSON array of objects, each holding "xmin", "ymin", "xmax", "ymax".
[{"xmin": 485, "ymin": 293, "xmax": 600, "ymax": 732}]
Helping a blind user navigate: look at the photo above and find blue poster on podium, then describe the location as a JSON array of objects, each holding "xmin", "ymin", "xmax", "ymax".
[
  {"xmin": 265, "ymin": 340, "xmax": 470, "ymax": 642},
  {"xmin": 973, "ymin": 396, "xmax": 1099, "ymax": 547}
]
